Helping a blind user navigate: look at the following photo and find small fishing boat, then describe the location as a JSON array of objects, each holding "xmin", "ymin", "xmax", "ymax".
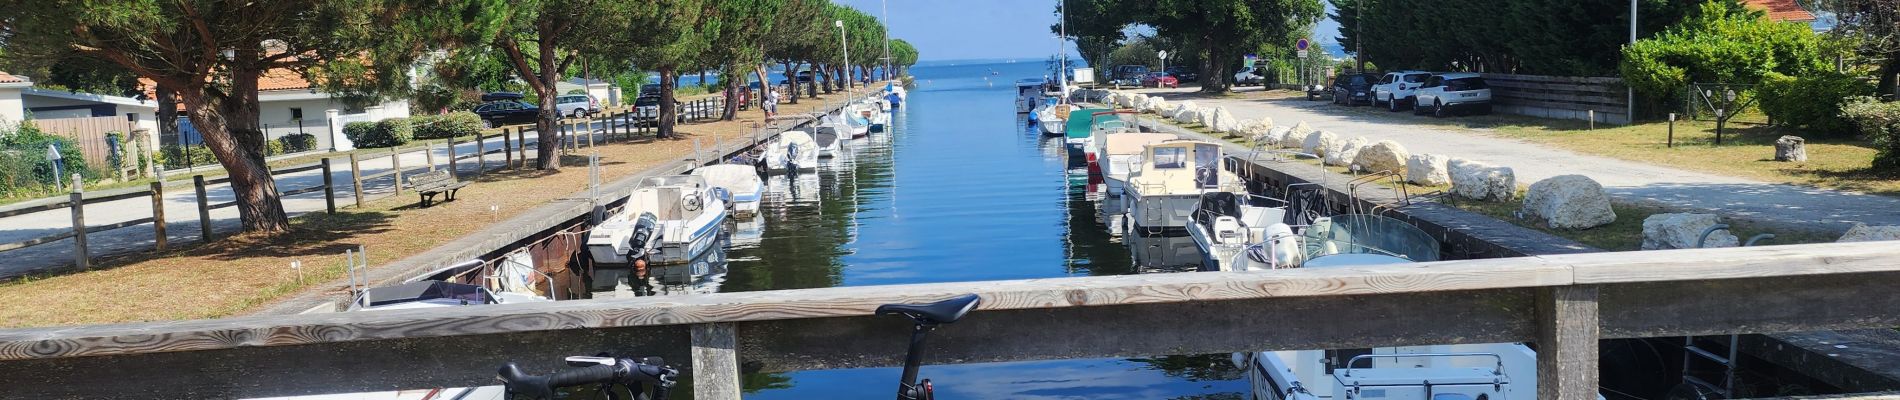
[
  {"xmin": 840, "ymin": 105, "xmax": 873, "ymax": 137},
  {"xmin": 1035, "ymin": 101, "xmax": 1076, "ymax": 136},
  {"xmin": 761, "ymin": 130, "xmax": 819, "ymax": 172},
  {"xmin": 586, "ymin": 175, "xmax": 728, "ymax": 267},
  {"xmin": 811, "ymin": 127, "xmax": 843, "ymax": 158},
  {"xmin": 1185, "ymin": 192, "xmax": 1288, "ymax": 272},
  {"xmin": 1098, "ymin": 132, "xmax": 1176, "ymax": 198},
  {"xmin": 1122, "ymin": 140, "xmax": 1247, "ymax": 235},
  {"xmin": 349, "ymin": 259, "xmax": 552, "ymax": 311},
  {"xmin": 692, "ymin": 164, "xmax": 764, "ymax": 218}
]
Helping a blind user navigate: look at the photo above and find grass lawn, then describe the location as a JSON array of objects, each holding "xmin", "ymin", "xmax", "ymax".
[{"xmin": 0, "ymin": 89, "xmax": 869, "ymax": 328}]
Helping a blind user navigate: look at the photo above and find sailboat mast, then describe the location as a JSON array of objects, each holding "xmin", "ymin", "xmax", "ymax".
[
  {"xmin": 1057, "ymin": 0, "xmax": 1068, "ymax": 102},
  {"xmin": 882, "ymin": 0, "xmax": 892, "ymax": 79}
]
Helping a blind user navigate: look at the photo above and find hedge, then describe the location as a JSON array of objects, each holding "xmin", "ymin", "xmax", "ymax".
[
  {"xmin": 1841, "ymin": 96, "xmax": 1900, "ymax": 172},
  {"xmin": 411, "ymin": 112, "xmax": 483, "ymax": 140},
  {"xmin": 280, "ymin": 133, "xmax": 318, "ymax": 153},
  {"xmin": 344, "ymin": 118, "xmax": 413, "ymax": 148},
  {"xmin": 0, "ymin": 122, "xmax": 94, "ymax": 197},
  {"xmin": 1759, "ymin": 72, "xmax": 1873, "ymax": 138}
]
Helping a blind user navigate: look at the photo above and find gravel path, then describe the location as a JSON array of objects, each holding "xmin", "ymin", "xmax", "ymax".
[{"xmin": 1128, "ymin": 86, "xmax": 1900, "ymax": 234}]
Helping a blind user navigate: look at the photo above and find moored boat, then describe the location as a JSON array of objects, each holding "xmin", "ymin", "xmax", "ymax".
[
  {"xmin": 692, "ymin": 164, "xmax": 764, "ymax": 218},
  {"xmin": 761, "ymin": 130, "xmax": 819, "ymax": 172},
  {"xmin": 1122, "ymin": 139, "xmax": 1247, "ymax": 235},
  {"xmin": 586, "ymin": 175, "xmax": 728, "ymax": 268}
]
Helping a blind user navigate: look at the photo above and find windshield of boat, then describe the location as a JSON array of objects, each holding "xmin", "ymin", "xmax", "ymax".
[
  {"xmin": 1301, "ymin": 215, "xmax": 1441, "ymax": 263},
  {"xmin": 1152, "ymin": 147, "xmax": 1187, "ymax": 169}
]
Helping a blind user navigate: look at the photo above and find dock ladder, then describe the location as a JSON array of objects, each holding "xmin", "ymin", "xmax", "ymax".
[{"xmin": 1678, "ymin": 224, "xmax": 1778, "ymax": 398}]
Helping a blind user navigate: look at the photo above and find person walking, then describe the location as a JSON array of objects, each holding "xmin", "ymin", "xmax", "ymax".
[{"xmin": 764, "ymin": 87, "xmax": 780, "ymax": 119}]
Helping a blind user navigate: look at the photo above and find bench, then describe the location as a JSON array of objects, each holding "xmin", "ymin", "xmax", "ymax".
[{"xmin": 405, "ymin": 170, "xmax": 470, "ymax": 207}]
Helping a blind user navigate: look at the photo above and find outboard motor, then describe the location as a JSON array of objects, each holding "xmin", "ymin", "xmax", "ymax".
[{"xmin": 626, "ymin": 212, "xmax": 659, "ymax": 260}]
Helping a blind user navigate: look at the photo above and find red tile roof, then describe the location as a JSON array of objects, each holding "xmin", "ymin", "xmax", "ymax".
[
  {"xmin": 257, "ymin": 68, "xmax": 313, "ymax": 91},
  {"xmin": 1742, "ymin": 0, "xmax": 1816, "ymax": 22},
  {"xmin": 0, "ymin": 72, "xmax": 25, "ymax": 84}
]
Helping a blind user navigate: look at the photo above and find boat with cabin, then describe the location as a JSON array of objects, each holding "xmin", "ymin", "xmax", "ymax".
[
  {"xmin": 586, "ymin": 175, "xmax": 728, "ymax": 268},
  {"xmin": 1121, "ymin": 139, "xmax": 1248, "ymax": 235},
  {"xmin": 1015, "ymin": 78, "xmax": 1048, "ymax": 113}
]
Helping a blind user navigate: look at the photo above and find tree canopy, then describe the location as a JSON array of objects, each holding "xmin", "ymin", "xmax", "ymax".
[
  {"xmin": 1064, "ymin": 0, "xmax": 1323, "ymax": 92},
  {"xmin": 1331, "ymin": 0, "xmax": 1746, "ymax": 75}
]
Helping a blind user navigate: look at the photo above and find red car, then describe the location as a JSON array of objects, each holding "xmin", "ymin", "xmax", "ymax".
[{"xmin": 1141, "ymin": 72, "xmax": 1179, "ymax": 88}]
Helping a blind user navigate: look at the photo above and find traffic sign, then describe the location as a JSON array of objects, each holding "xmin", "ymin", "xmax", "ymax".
[
  {"xmin": 1295, "ymin": 38, "xmax": 1310, "ymax": 51},
  {"xmin": 1297, "ymin": 50, "xmax": 1308, "ymax": 58}
]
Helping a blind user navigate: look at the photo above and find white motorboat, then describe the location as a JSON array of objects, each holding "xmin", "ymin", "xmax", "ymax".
[
  {"xmin": 843, "ymin": 106, "xmax": 873, "ymax": 137},
  {"xmin": 1098, "ymin": 132, "xmax": 1176, "ymax": 199},
  {"xmin": 761, "ymin": 130, "xmax": 819, "ymax": 172},
  {"xmin": 1015, "ymin": 78, "xmax": 1047, "ymax": 113},
  {"xmin": 587, "ymin": 175, "xmax": 727, "ymax": 267},
  {"xmin": 1036, "ymin": 103, "xmax": 1076, "ymax": 136},
  {"xmin": 1122, "ymin": 139, "xmax": 1247, "ymax": 235},
  {"xmin": 1184, "ymin": 192, "xmax": 1287, "ymax": 272},
  {"xmin": 692, "ymin": 164, "xmax": 763, "ymax": 218},
  {"xmin": 809, "ymin": 126, "xmax": 843, "ymax": 158},
  {"xmin": 349, "ymin": 258, "xmax": 553, "ymax": 311}
]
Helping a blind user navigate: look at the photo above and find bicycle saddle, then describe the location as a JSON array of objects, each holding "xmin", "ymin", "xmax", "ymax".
[{"xmin": 876, "ymin": 294, "xmax": 982, "ymax": 324}]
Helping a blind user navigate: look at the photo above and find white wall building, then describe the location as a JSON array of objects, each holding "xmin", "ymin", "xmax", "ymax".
[{"xmin": 0, "ymin": 72, "xmax": 29, "ymax": 130}]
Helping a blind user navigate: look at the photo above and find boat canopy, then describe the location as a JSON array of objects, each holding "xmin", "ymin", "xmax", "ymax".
[
  {"xmin": 637, "ymin": 174, "xmax": 709, "ymax": 190},
  {"xmin": 691, "ymin": 165, "xmax": 763, "ymax": 198},
  {"xmin": 1302, "ymin": 214, "xmax": 1441, "ymax": 263},
  {"xmin": 1104, "ymin": 133, "xmax": 1177, "ymax": 156},
  {"xmin": 1065, "ymin": 107, "xmax": 1112, "ymax": 138}
]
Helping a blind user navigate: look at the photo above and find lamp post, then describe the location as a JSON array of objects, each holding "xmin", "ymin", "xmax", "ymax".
[{"xmin": 836, "ymin": 20, "xmax": 850, "ymax": 90}]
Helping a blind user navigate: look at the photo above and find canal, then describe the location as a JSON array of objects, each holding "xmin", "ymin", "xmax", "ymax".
[{"xmin": 708, "ymin": 61, "xmax": 1246, "ymax": 398}]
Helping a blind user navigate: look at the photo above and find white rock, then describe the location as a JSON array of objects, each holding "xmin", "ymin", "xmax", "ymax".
[
  {"xmin": 1354, "ymin": 140, "xmax": 1410, "ymax": 174},
  {"xmin": 1193, "ymin": 107, "xmax": 1217, "ymax": 127},
  {"xmin": 1839, "ymin": 224, "xmax": 1900, "ymax": 242},
  {"xmin": 1282, "ymin": 122, "xmax": 1313, "ymax": 149},
  {"xmin": 1302, "ymin": 130, "xmax": 1339, "ymax": 157},
  {"xmin": 1257, "ymin": 126, "xmax": 1292, "ymax": 148},
  {"xmin": 1448, "ymin": 158, "xmax": 1516, "ymax": 202},
  {"xmin": 1132, "ymin": 94, "xmax": 1150, "ymax": 109},
  {"xmin": 1642, "ymin": 213, "xmax": 1738, "ymax": 250},
  {"xmin": 1213, "ymin": 108, "xmax": 1243, "ymax": 135},
  {"xmin": 1171, "ymin": 102, "xmax": 1201, "ymax": 123},
  {"xmin": 1146, "ymin": 98, "xmax": 1171, "ymax": 114},
  {"xmin": 1520, "ymin": 175, "xmax": 1617, "ymax": 230},
  {"xmin": 1406, "ymin": 154, "xmax": 1451, "ymax": 186},
  {"xmin": 1325, "ymin": 136, "xmax": 1367, "ymax": 167},
  {"xmin": 1239, "ymin": 120, "xmax": 1272, "ymax": 143}
]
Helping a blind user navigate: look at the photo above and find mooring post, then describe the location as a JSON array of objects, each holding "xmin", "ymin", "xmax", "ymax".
[
  {"xmin": 1537, "ymin": 286, "xmax": 1601, "ymax": 400},
  {"xmin": 349, "ymin": 153, "xmax": 364, "ymax": 208},
  {"xmin": 517, "ymin": 128, "xmax": 528, "ymax": 169},
  {"xmin": 390, "ymin": 148, "xmax": 404, "ymax": 195},
  {"xmin": 446, "ymin": 137, "xmax": 459, "ymax": 177},
  {"xmin": 424, "ymin": 143, "xmax": 436, "ymax": 171},
  {"xmin": 691, "ymin": 323, "xmax": 740, "ymax": 400},
  {"xmin": 193, "ymin": 175, "xmax": 211, "ymax": 241},
  {"xmin": 149, "ymin": 181, "xmax": 166, "ymax": 251},
  {"xmin": 479, "ymin": 132, "xmax": 490, "ymax": 176},
  {"xmin": 321, "ymin": 158, "xmax": 336, "ymax": 214},
  {"xmin": 68, "ymin": 175, "xmax": 88, "ymax": 270}
]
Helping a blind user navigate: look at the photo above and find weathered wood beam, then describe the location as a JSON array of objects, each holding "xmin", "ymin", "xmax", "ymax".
[
  {"xmin": 1537, "ymin": 285, "xmax": 1600, "ymax": 400},
  {"xmin": 691, "ymin": 323, "xmax": 740, "ymax": 400},
  {"xmin": 1599, "ymin": 271, "xmax": 1900, "ymax": 339}
]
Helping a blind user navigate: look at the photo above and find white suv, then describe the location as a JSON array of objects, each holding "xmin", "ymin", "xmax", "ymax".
[
  {"xmin": 1372, "ymin": 70, "xmax": 1433, "ymax": 112},
  {"xmin": 1232, "ymin": 67, "xmax": 1265, "ymax": 86},
  {"xmin": 1413, "ymin": 73, "xmax": 1492, "ymax": 117},
  {"xmin": 554, "ymin": 94, "xmax": 599, "ymax": 118}
]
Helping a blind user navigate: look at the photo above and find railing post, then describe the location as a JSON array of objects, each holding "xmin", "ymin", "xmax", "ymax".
[
  {"xmin": 480, "ymin": 132, "xmax": 490, "ymax": 176},
  {"xmin": 446, "ymin": 136, "xmax": 459, "ymax": 177},
  {"xmin": 69, "ymin": 176, "xmax": 89, "ymax": 270},
  {"xmin": 149, "ymin": 181, "xmax": 167, "ymax": 251},
  {"xmin": 193, "ymin": 175, "xmax": 211, "ymax": 241},
  {"xmin": 349, "ymin": 153, "xmax": 364, "ymax": 208},
  {"xmin": 1537, "ymin": 286, "xmax": 1600, "ymax": 400},
  {"xmin": 691, "ymin": 323, "xmax": 740, "ymax": 400},
  {"xmin": 391, "ymin": 148, "xmax": 404, "ymax": 195},
  {"xmin": 516, "ymin": 127, "xmax": 527, "ymax": 169},
  {"xmin": 321, "ymin": 158, "xmax": 336, "ymax": 214},
  {"xmin": 425, "ymin": 142, "xmax": 436, "ymax": 171}
]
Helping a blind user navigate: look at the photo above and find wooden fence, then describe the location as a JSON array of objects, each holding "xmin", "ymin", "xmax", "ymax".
[
  {"xmin": 1480, "ymin": 73, "xmax": 1630, "ymax": 125},
  {"xmin": 0, "ymin": 241, "xmax": 1898, "ymax": 399},
  {"xmin": 33, "ymin": 115, "xmax": 136, "ymax": 171},
  {"xmin": 0, "ymin": 161, "xmax": 336, "ymax": 273}
]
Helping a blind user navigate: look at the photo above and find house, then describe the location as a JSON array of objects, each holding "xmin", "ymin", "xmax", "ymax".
[
  {"xmin": 0, "ymin": 72, "xmax": 30, "ymax": 128},
  {"xmin": 139, "ymin": 68, "xmax": 410, "ymax": 152},
  {"xmin": 1740, "ymin": 0, "xmax": 1817, "ymax": 23}
]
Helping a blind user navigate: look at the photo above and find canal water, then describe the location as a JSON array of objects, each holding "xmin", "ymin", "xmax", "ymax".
[{"xmin": 708, "ymin": 61, "xmax": 1246, "ymax": 398}]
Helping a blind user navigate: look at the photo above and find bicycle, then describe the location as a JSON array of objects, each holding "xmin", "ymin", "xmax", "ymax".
[{"xmin": 496, "ymin": 293, "xmax": 982, "ymax": 400}]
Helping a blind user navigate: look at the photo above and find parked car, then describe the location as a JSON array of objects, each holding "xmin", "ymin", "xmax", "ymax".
[
  {"xmin": 1232, "ymin": 67, "xmax": 1265, "ymax": 86},
  {"xmin": 1328, "ymin": 73, "xmax": 1380, "ymax": 106},
  {"xmin": 1112, "ymin": 65, "xmax": 1150, "ymax": 87},
  {"xmin": 639, "ymin": 83, "xmax": 663, "ymax": 98},
  {"xmin": 1413, "ymin": 73, "xmax": 1492, "ymax": 117},
  {"xmin": 473, "ymin": 93, "xmax": 540, "ymax": 128},
  {"xmin": 1372, "ymin": 70, "xmax": 1434, "ymax": 111},
  {"xmin": 553, "ymin": 94, "xmax": 600, "ymax": 118},
  {"xmin": 1141, "ymin": 72, "xmax": 1180, "ymax": 88},
  {"xmin": 632, "ymin": 95, "xmax": 685, "ymax": 126},
  {"xmin": 1163, "ymin": 66, "xmax": 1198, "ymax": 83}
]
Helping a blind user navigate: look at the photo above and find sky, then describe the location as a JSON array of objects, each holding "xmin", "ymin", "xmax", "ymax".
[{"xmin": 837, "ymin": 0, "xmax": 1346, "ymax": 62}]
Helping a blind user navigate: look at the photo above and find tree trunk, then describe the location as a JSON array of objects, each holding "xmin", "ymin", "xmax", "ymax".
[
  {"xmin": 818, "ymin": 64, "xmax": 833, "ymax": 94},
  {"xmin": 658, "ymin": 67, "xmax": 679, "ymax": 139},
  {"xmin": 782, "ymin": 60, "xmax": 800, "ymax": 104},
  {"xmin": 721, "ymin": 65, "xmax": 740, "ymax": 121},
  {"xmin": 1879, "ymin": 57, "xmax": 1899, "ymax": 100},
  {"xmin": 1201, "ymin": 45, "xmax": 1233, "ymax": 93},
  {"xmin": 156, "ymin": 85, "xmax": 179, "ymax": 144},
  {"xmin": 532, "ymin": 84, "xmax": 561, "ymax": 170},
  {"xmin": 180, "ymin": 63, "xmax": 288, "ymax": 234}
]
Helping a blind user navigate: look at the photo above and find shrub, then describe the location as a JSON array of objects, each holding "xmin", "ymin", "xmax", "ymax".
[
  {"xmin": 1759, "ymin": 72, "xmax": 1875, "ymax": 138},
  {"xmin": 411, "ymin": 112, "xmax": 483, "ymax": 140},
  {"xmin": 1620, "ymin": 1, "xmax": 1830, "ymax": 108},
  {"xmin": 0, "ymin": 122, "xmax": 94, "ymax": 191},
  {"xmin": 279, "ymin": 133, "xmax": 318, "ymax": 153},
  {"xmin": 158, "ymin": 144, "xmax": 218, "ymax": 169},
  {"xmin": 265, "ymin": 139, "xmax": 286, "ymax": 156},
  {"xmin": 344, "ymin": 118, "xmax": 412, "ymax": 148},
  {"xmin": 1841, "ymin": 96, "xmax": 1900, "ymax": 172}
]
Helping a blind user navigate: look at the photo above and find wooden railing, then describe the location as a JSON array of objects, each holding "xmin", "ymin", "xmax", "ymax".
[
  {"xmin": 0, "ymin": 241, "xmax": 1896, "ymax": 398},
  {"xmin": 1480, "ymin": 73, "xmax": 1630, "ymax": 125}
]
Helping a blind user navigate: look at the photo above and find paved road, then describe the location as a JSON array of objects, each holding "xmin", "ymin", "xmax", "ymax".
[
  {"xmin": 1130, "ymin": 86, "xmax": 1900, "ymax": 234},
  {"xmin": 0, "ymin": 122, "xmax": 664, "ymax": 279}
]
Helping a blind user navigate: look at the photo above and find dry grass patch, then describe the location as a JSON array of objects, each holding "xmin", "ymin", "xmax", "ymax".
[{"xmin": 0, "ymin": 90, "xmax": 865, "ymax": 328}]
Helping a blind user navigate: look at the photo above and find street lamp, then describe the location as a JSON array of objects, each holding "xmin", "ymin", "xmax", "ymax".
[{"xmin": 836, "ymin": 20, "xmax": 850, "ymax": 89}]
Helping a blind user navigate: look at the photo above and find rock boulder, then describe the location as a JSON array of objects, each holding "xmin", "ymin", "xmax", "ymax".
[
  {"xmin": 1406, "ymin": 154, "xmax": 1451, "ymax": 186},
  {"xmin": 1210, "ymin": 108, "xmax": 1241, "ymax": 134},
  {"xmin": 1642, "ymin": 213, "xmax": 1738, "ymax": 250},
  {"xmin": 1354, "ymin": 140, "xmax": 1410, "ymax": 174},
  {"xmin": 1775, "ymin": 135, "xmax": 1807, "ymax": 162},
  {"xmin": 1448, "ymin": 158, "xmax": 1516, "ymax": 201},
  {"xmin": 1519, "ymin": 175, "xmax": 1617, "ymax": 229},
  {"xmin": 1839, "ymin": 224, "xmax": 1900, "ymax": 242},
  {"xmin": 1325, "ymin": 136, "xmax": 1368, "ymax": 167},
  {"xmin": 1303, "ymin": 130, "xmax": 1339, "ymax": 157},
  {"xmin": 1283, "ymin": 122, "xmax": 1313, "ymax": 149}
]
